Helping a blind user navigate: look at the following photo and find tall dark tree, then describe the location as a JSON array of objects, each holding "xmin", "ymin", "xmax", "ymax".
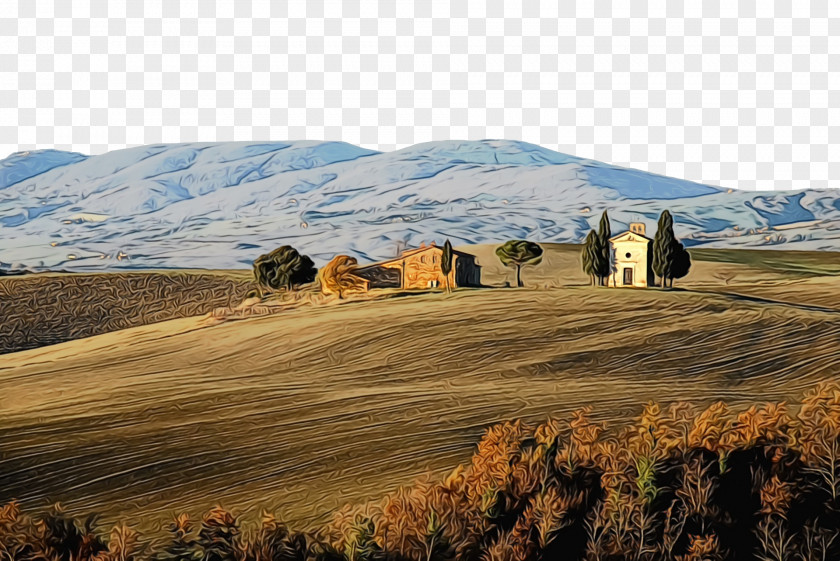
[
  {"xmin": 441, "ymin": 239, "xmax": 453, "ymax": 294},
  {"xmin": 495, "ymin": 240, "xmax": 543, "ymax": 288},
  {"xmin": 581, "ymin": 230, "xmax": 599, "ymax": 286},
  {"xmin": 668, "ymin": 240, "xmax": 691, "ymax": 288},
  {"xmin": 595, "ymin": 210, "xmax": 612, "ymax": 285},
  {"xmin": 652, "ymin": 210, "xmax": 676, "ymax": 288},
  {"xmin": 652, "ymin": 210, "xmax": 691, "ymax": 287},
  {"xmin": 253, "ymin": 246, "xmax": 317, "ymax": 296}
]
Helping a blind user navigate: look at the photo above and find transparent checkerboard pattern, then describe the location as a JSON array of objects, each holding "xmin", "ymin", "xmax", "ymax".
[{"xmin": 1, "ymin": 1, "xmax": 838, "ymax": 191}]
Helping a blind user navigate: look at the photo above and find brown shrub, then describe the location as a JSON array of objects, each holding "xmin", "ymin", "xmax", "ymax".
[{"xmin": 318, "ymin": 256, "xmax": 368, "ymax": 299}]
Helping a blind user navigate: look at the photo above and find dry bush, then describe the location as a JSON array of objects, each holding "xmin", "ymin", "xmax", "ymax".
[
  {"xmin": 318, "ymin": 256, "xmax": 368, "ymax": 299},
  {"xmin": 107, "ymin": 524, "xmax": 143, "ymax": 561},
  {"xmin": 797, "ymin": 383, "xmax": 840, "ymax": 503},
  {"xmin": 676, "ymin": 533, "xmax": 724, "ymax": 561}
]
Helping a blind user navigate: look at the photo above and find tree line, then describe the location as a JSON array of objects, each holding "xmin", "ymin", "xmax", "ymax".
[
  {"xmin": 249, "ymin": 239, "xmax": 548, "ymax": 297},
  {"xmin": 249, "ymin": 211, "xmax": 689, "ymax": 297},
  {"xmin": 581, "ymin": 209, "xmax": 691, "ymax": 288}
]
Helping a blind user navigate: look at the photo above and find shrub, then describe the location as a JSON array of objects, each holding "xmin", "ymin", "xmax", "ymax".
[
  {"xmin": 196, "ymin": 507, "xmax": 240, "ymax": 561},
  {"xmin": 253, "ymin": 246, "xmax": 317, "ymax": 295},
  {"xmin": 318, "ymin": 255, "xmax": 367, "ymax": 299},
  {"xmin": 153, "ymin": 514, "xmax": 197, "ymax": 561}
]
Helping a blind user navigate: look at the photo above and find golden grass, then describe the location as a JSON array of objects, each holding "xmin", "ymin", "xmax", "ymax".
[
  {"xmin": 2, "ymin": 244, "xmax": 840, "ymax": 538},
  {"xmin": 3, "ymin": 263, "xmax": 840, "ymax": 537}
]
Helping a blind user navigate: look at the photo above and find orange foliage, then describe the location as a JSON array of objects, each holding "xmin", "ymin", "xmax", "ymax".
[
  {"xmin": 687, "ymin": 401, "xmax": 731, "ymax": 452},
  {"xmin": 318, "ymin": 255, "xmax": 368, "ymax": 299},
  {"xmin": 720, "ymin": 402, "xmax": 793, "ymax": 451},
  {"xmin": 677, "ymin": 533, "xmax": 724, "ymax": 561}
]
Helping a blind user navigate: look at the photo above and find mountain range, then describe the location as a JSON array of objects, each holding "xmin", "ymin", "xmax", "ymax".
[{"xmin": 0, "ymin": 140, "xmax": 837, "ymax": 270}]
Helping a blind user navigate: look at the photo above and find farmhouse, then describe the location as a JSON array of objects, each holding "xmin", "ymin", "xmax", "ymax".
[
  {"xmin": 610, "ymin": 222, "xmax": 654, "ymax": 287},
  {"xmin": 354, "ymin": 243, "xmax": 481, "ymax": 290}
]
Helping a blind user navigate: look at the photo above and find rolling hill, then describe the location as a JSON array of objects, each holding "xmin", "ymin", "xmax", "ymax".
[
  {"xmin": 1, "ymin": 140, "xmax": 839, "ymax": 272},
  {"xmin": 2, "ymin": 246, "xmax": 840, "ymax": 535},
  {"xmin": 0, "ymin": 270, "xmax": 254, "ymax": 354}
]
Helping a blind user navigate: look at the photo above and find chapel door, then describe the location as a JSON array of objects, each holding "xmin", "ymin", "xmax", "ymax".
[{"xmin": 623, "ymin": 267, "xmax": 633, "ymax": 285}]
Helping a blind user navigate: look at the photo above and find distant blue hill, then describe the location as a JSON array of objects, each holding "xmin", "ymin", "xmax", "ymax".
[
  {"xmin": 0, "ymin": 149, "xmax": 88, "ymax": 190},
  {"xmin": 0, "ymin": 139, "xmax": 836, "ymax": 271}
]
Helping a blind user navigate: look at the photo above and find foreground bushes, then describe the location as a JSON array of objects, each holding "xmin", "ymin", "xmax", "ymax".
[{"xmin": 6, "ymin": 383, "xmax": 840, "ymax": 561}]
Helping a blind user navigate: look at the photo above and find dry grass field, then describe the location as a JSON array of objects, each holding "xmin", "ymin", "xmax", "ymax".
[
  {"xmin": 0, "ymin": 270, "xmax": 254, "ymax": 354},
  {"xmin": 2, "ymin": 244, "xmax": 840, "ymax": 539}
]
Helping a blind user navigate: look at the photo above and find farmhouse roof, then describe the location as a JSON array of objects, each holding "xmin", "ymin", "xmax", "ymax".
[
  {"xmin": 357, "ymin": 245, "xmax": 474, "ymax": 269},
  {"xmin": 609, "ymin": 230, "xmax": 652, "ymax": 242},
  {"xmin": 399, "ymin": 245, "xmax": 473, "ymax": 258}
]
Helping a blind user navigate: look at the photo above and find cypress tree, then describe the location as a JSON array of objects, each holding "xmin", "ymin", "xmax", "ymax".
[
  {"xmin": 652, "ymin": 210, "xmax": 676, "ymax": 288},
  {"xmin": 581, "ymin": 230, "xmax": 598, "ymax": 285},
  {"xmin": 668, "ymin": 240, "xmax": 692, "ymax": 287},
  {"xmin": 595, "ymin": 210, "xmax": 612, "ymax": 285},
  {"xmin": 441, "ymin": 239, "xmax": 453, "ymax": 293}
]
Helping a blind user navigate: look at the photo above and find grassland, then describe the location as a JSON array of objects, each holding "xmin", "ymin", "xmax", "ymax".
[
  {"xmin": 688, "ymin": 246, "xmax": 840, "ymax": 277},
  {"xmin": 0, "ymin": 270, "xmax": 254, "ymax": 354},
  {"xmin": 2, "ymin": 245, "xmax": 840, "ymax": 537}
]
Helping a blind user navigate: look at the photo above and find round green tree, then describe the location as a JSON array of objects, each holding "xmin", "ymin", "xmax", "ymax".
[
  {"xmin": 253, "ymin": 245, "xmax": 317, "ymax": 295},
  {"xmin": 496, "ymin": 240, "xmax": 543, "ymax": 288}
]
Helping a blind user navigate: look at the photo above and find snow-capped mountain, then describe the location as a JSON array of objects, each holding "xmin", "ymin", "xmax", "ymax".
[{"xmin": 0, "ymin": 140, "xmax": 837, "ymax": 270}]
